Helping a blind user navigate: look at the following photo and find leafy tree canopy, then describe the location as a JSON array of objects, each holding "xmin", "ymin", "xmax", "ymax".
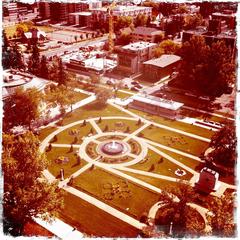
[{"xmin": 2, "ymin": 132, "xmax": 64, "ymax": 235}]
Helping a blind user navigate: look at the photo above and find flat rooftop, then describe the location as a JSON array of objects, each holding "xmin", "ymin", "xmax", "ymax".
[
  {"xmin": 69, "ymin": 12, "xmax": 92, "ymax": 16},
  {"xmin": 132, "ymin": 94, "xmax": 184, "ymax": 111},
  {"xmin": 143, "ymin": 54, "xmax": 181, "ymax": 68},
  {"xmin": 92, "ymin": 5, "xmax": 151, "ymax": 13},
  {"xmin": 132, "ymin": 26, "xmax": 163, "ymax": 36},
  {"xmin": 122, "ymin": 41, "xmax": 157, "ymax": 51}
]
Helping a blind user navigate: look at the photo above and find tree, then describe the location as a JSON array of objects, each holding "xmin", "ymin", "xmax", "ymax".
[
  {"xmin": 178, "ymin": 36, "xmax": 236, "ymax": 96},
  {"xmin": 207, "ymin": 193, "xmax": 236, "ymax": 237},
  {"xmin": 2, "ymin": 30, "xmax": 12, "ymax": 69},
  {"xmin": 134, "ymin": 14, "xmax": 148, "ymax": 27},
  {"xmin": 157, "ymin": 181, "xmax": 202, "ymax": 237},
  {"xmin": 172, "ymin": 4, "xmax": 188, "ymax": 14},
  {"xmin": 94, "ymin": 87, "xmax": 113, "ymax": 106},
  {"xmin": 90, "ymin": 73, "xmax": 100, "ymax": 84},
  {"xmin": 154, "ymin": 40, "xmax": 181, "ymax": 57},
  {"xmin": 57, "ymin": 58, "xmax": 67, "ymax": 85},
  {"xmin": 49, "ymin": 57, "xmax": 67, "ymax": 85},
  {"xmin": 183, "ymin": 14, "xmax": 204, "ymax": 30},
  {"xmin": 11, "ymin": 44, "xmax": 25, "ymax": 70},
  {"xmin": 118, "ymin": 32, "xmax": 132, "ymax": 45},
  {"xmin": 16, "ymin": 22, "xmax": 33, "ymax": 37},
  {"xmin": 39, "ymin": 55, "xmax": 49, "ymax": 79},
  {"xmin": 115, "ymin": 16, "xmax": 133, "ymax": 32},
  {"xmin": 28, "ymin": 44, "xmax": 40, "ymax": 75},
  {"xmin": 207, "ymin": 123, "xmax": 236, "ymax": 168},
  {"xmin": 2, "ymin": 132, "xmax": 64, "ymax": 236},
  {"xmin": 3, "ymin": 87, "xmax": 42, "ymax": 131},
  {"xmin": 44, "ymin": 84, "xmax": 71, "ymax": 115}
]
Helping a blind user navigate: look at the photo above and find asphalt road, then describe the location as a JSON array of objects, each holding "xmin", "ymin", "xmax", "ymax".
[{"xmin": 40, "ymin": 35, "xmax": 108, "ymax": 58}]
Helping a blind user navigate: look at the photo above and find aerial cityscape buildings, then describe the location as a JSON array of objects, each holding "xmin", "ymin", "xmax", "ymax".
[{"xmin": 1, "ymin": 0, "xmax": 238, "ymax": 238}]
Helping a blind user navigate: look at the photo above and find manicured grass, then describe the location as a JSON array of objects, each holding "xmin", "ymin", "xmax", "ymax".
[
  {"xmin": 4, "ymin": 25, "xmax": 55, "ymax": 38},
  {"xmin": 38, "ymin": 126, "xmax": 57, "ymax": 141},
  {"xmin": 140, "ymin": 126, "xmax": 209, "ymax": 156},
  {"xmin": 181, "ymin": 108, "xmax": 231, "ymax": 124},
  {"xmin": 97, "ymin": 119, "xmax": 143, "ymax": 134},
  {"xmin": 59, "ymin": 193, "xmax": 139, "ymax": 237},
  {"xmin": 73, "ymin": 167, "xmax": 159, "ymax": 219},
  {"xmin": 130, "ymin": 149, "xmax": 193, "ymax": 181},
  {"xmin": 128, "ymin": 108, "xmax": 214, "ymax": 138},
  {"xmin": 157, "ymin": 148, "xmax": 201, "ymax": 171},
  {"xmin": 46, "ymin": 147, "xmax": 87, "ymax": 178},
  {"xmin": 116, "ymin": 91, "xmax": 132, "ymax": 99},
  {"xmin": 122, "ymin": 171, "xmax": 180, "ymax": 190},
  {"xmin": 61, "ymin": 102, "xmax": 130, "ymax": 125},
  {"xmin": 70, "ymin": 91, "xmax": 88, "ymax": 103},
  {"xmin": 54, "ymin": 123, "xmax": 96, "ymax": 145}
]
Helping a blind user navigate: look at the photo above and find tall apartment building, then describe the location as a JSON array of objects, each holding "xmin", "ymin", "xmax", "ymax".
[
  {"xmin": 50, "ymin": 3, "xmax": 68, "ymax": 22},
  {"xmin": 39, "ymin": 2, "xmax": 50, "ymax": 19}
]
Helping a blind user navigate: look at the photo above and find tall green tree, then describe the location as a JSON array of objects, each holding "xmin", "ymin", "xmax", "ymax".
[
  {"xmin": 3, "ymin": 87, "xmax": 42, "ymax": 131},
  {"xmin": 2, "ymin": 30, "xmax": 12, "ymax": 69},
  {"xmin": 179, "ymin": 36, "xmax": 236, "ymax": 96},
  {"xmin": 207, "ymin": 123, "xmax": 236, "ymax": 168},
  {"xmin": 154, "ymin": 40, "xmax": 180, "ymax": 57},
  {"xmin": 39, "ymin": 55, "xmax": 49, "ymax": 79},
  {"xmin": 207, "ymin": 193, "xmax": 236, "ymax": 237},
  {"xmin": 57, "ymin": 58, "xmax": 67, "ymax": 85},
  {"xmin": 157, "ymin": 182, "xmax": 202, "ymax": 237},
  {"xmin": 94, "ymin": 87, "xmax": 113, "ymax": 106},
  {"xmin": 2, "ymin": 132, "xmax": 64, "ymax": 236},
  {"xmin": 44, "ymin": 84, "xmax": 73, "ymax": 114},
  {"xmin": 28, "ymin": 44, "xmax": 40, "ymax": 75},
  {"xmin": 11, "ymin": 44, "xmax": 25, "ymax": 70},
  {"xmin": 134, "ymin": 14, "xmax": 148, "ymax": 27},
  {"xmin": 184, "ymin": 14, "xmax": 204, "ymax": 30}
]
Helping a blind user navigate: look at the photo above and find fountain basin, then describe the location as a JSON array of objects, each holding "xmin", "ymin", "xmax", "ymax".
[{"xmin": 101, "ymin": 141, "xmax": 124, "ymax": 155}]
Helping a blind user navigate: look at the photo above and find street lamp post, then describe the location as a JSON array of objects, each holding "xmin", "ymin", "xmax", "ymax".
[{"xmin": 169, "ymin": 221, "xmax": 173, "ymax": 236}]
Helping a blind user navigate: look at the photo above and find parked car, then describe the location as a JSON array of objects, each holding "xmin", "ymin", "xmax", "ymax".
[
  {"xmin": 106, "ymin": 79, "xmax": 115, "ymax": 85},
  {"xmin": 131, "ymin": 81, "xmax": 140, "ymax": 85},
  {"xmin": 131, "ymin": 87, "xmax": 140, "ymax": 92}
]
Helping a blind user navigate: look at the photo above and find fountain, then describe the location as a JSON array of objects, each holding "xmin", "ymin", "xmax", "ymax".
[{"xmin": 101, "ymin": 140, "xmax": 124, "ymax": 155}]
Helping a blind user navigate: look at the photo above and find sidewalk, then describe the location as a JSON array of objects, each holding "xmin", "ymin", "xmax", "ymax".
[{"xmin": 33, "ymin": 217, "xmax": 84, "ymax": 240}]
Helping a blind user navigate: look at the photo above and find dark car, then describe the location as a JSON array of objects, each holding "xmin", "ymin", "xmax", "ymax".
[{"xmin": 131, "ymin": 81, "xmax": 140, "ymax": 85}]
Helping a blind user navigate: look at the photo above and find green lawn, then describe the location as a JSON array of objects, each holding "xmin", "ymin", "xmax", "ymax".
[
  {"xmin": 61, "ymin": 102, "xmax": 130, "ymax": 125},
  {"xmin": 130, "ymin": 149, "xmax": 193, "ymax": 181},
  {"xmin": 128, "ymin": 108, "xmax": 214, "ymax": 138},
  {"xmin": 70, "ymin": 91, "xmax": 88, "ymax": 103},
  {"xmin": 73, "ymin": 167, "xmax": 159, "ymax": 219},
  {"xmin": 54, "ymin": 123, "xmax": 96, "ymax": 145},
  {"xmin": 158, "ymin": 148, "xmax": 202, "ymax": 171},
  {"xmin": 123, "ymin": 171, "xmax": 180, "ymax": 190},
  {"xmin": 4, "ymin": 24, "xmax": 55, "ymax": 38},
  {"xmin": 46, "ymin": 147, "xmax": 87, "ymax": 178},
  {"xmin": 38, "ymin": 126, "xmax": 57, "ymax": 141},
  {"xmin": 59, "ymin": 193, "xmax": 139, "ymax": 237},
  {"xmin": 116, "ymin": 91, "xmax": 132, "ymax": 99},
  {"xmin": 140, "ymin": 126, "xmax": 209, "ymax": 156},
  {"xmin": 97, "ymin": 119, "xmax": 143, "ymax": 134}
]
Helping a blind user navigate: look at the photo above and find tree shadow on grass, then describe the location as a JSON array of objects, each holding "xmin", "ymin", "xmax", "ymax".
[{"xmin": 82, "ymin": 101, "xmax": 106, "ymax": 111}]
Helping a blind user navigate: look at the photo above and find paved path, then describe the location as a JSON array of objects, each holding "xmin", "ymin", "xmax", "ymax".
[
  {"xmin": 33, "ymin": 216, "xmax": 84, "ymax": 239},
  {"xmin": 115, "ymin": 166, "xmax": 181, "ymax": 183},
  {"xmin": 179, "ymin": 117, "xmax": 219, "ymax": 131},
  {"xmin": 145, "ymin": 138, "xmax": 202, "ymax": 162},
  {"xmin": 109, "ymin": 102, "xmax": 211, "ymax": 143},
  {"xmin": 123, "ymin": 122, "xmax": 150, "ymax": 142},
  {"xmin": 147, "ymin": 144, "xmax": 196, "ymax": 175},
  {"xmin": 89, "ymin": 119, "xmax": 102, "ymax": 134},
  {"xmin": 64, "ymin": 185, "xmax": 146, "ymax": 230}
]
